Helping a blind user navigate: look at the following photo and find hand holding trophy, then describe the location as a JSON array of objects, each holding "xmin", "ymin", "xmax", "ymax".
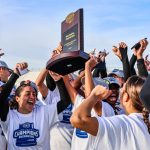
[{"xmin": 46, "ymin": 8, "xmax": 89, "ymax": 75}]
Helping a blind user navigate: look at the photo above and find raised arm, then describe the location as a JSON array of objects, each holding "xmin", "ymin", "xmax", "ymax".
[
  {"xmin": 84, "ymin": 56, "xmax": 97, "ymax": 98},
  {"xmin": 56, "ymin": 78, "xmax": 71, "ymax": 114},
  {"xmin": 145, "ymin": 55, "xmax": 150, "ymax": 72},
  {"xmin": 46, "ymin": 72, "xmax": 56, "ymax": 91},
  {"xmin": 0, "ymin": 73, "xmax": 19, "ymax": 121},
  {"xmin": 129, "ymin": 53, "xmax": 137, "ymax": 76},
  {"xmin": 0, "ymin": 62, "xmax": 27, "ymax": 121},
  {"xmin": 112, "ymin": 42, "xmax": 131, "ymax": 81},
  {"xmin": 62, "ymin": 75, "xmax": 78, "ymax": 104},
  {"xmin": 45, "ymin": 42, "xmax": 63, "ymax": 91},
  {"xmin": 85, "ymin": 56, "xmax": 103, "ymax": 116},
  {"xmin": 70, "ymin": 85, "xmax": 111, "ymax": 136},
  {"xmin": 71, "ymin": 70, "xmax": 85, "ymax": 91},
  {"xmin": 35, "ymin": 68, "xmax": 49, "ymax": 98},
  {"xmin": 135, "ymin": 39, "xmax": 148, "ymax": 77},
  {"xmin": 93, "ymin": 50, "xmax": 108, "ymax": 78}
]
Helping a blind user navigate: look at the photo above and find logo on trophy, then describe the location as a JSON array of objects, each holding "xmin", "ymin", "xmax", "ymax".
[{"xmin": 46, "ymin": 8, "xmax": 89, "ymax": 75}]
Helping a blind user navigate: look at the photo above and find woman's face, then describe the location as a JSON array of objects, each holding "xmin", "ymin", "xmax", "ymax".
[
  {"xmin": 16, "ymin": 86, "xmax": 37, "ymax": 114},
  {"xmin": 106, "ymin": 84, "xmax": 119, "ymax": 106},
  {"xmin": 0, "ymin": 67, "xmax": 10, "ymax": 82}
]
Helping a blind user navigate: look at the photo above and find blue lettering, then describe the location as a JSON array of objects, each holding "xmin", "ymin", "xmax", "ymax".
[
  {"xmin": 76, "ymin": 128, "xmax": 88, "ymax": 138},
  {"xmin": 13, "ymin": 122, "xmax": 40, "ymax": 147}
]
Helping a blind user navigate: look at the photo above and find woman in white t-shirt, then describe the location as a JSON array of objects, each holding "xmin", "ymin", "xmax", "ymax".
[
  {"xmin": 63, "ymin": 56, "xmax": 115, "ymax": 150},
  {"xmin": 0, "ymin": 66, "xmax": 71, "ymax": 150},
  {"xmin": 71, "ymin": 75, "xmax": 150, "ymax": 150},
  {"xmin": 36, "ymin": 68, "xmax": 74, "ymax": 150}
]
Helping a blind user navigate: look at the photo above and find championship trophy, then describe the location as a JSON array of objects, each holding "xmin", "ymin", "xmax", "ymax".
[{"xmin": 46, "ymin": 8, "xmax": 89, "ymax": 75}]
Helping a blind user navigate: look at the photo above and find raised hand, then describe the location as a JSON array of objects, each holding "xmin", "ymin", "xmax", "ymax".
[
  {"xmin": 49, "ymin": 71, "xmax": 62, "ymax": 81},
  {"xmin": 145, "ymin": 55, "xmax": 149, "ymax": 61},
  {"xmin": 91, "ymin": 85, "xmax": 111, "ymax": 101},
  {"xmin": 14, "ymin": 62, "xmax": 28, "ymax": 75},
  {"xmin": 85, "ymin": 55, "xmax": 98, "ymax": 69},
  {"xmin": 51, "ymin": 42, "xmax": 63, "ymax": 58},
  {"xmin": 16, "ymin": 62, "xmax": 28, "ymax": 69},
  {"xmin": 145, "ymin": 55, "xmax": 150, "ymax": 71},
  {"xmin": 119, "ymin": 42, "xmax": 128, "ymax": 53},
  {"xmin": 89, "ymin": 48, "xmax": 96, "ymax": 57},
  {"xmin": 112, "ymin": 42, "xmax": 128, "ymax": 60},
  {"xmin": 133, "ymin": 39, "xmax": 148, "ymax": 59},
  {"xmin": 97, "ymin": 49, "xmax": 109, "ymax": 62},
  {"xmin": 112, "ymin": 45, "xmax": 122, "ymax": 60}
]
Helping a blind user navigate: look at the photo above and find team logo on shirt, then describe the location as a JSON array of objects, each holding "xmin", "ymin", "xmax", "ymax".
[
  {"xmin": 60, "ymin": 104, "xmax": 72, "ymax": 124},
  {"xmin": 13, "ymin": 122, "xmax": 40, "ymax": 147},
  {"xmin": 76, "ymin": 128, "xmax": 88, "ymax": 138}
]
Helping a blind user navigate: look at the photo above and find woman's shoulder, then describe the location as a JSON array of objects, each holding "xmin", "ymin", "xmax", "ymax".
[{"xmin": 34, "ymin": 103, "xmax": 57, "ymax": 112}]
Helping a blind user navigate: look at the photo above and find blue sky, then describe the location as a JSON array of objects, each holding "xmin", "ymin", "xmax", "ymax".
[{"xmin": 0, "ymin": 0, "xmax": 150, "ymax": 71}]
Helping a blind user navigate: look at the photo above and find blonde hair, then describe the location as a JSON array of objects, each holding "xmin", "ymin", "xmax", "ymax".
[{"xmin": 125, "ymin": 75, "xmax": 150, "ymax": 133}]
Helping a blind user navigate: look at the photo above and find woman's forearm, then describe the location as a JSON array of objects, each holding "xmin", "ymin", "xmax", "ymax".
[
  {"xmin": 70, "ymin": 93, "xmax": 99, "ymax": 136},
  {"xmin": 56, "ymin": 78, "xmax": 71, "ymax": 114},
  {"xmin": 0, "ymin": 73, "xmax": 19, "ymax": 121}
]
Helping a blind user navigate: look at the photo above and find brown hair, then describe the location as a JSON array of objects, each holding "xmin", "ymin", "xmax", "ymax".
[
  {"xmin": 9, "ymin": 82, "xmax": 37, "ymax": 109},
  {"xmin": 125, "ymin": 75, "xmax": 150, "ymax": 133},
  {"xmin": 9, "ymin": 84, "xmax": 27, "ymax": 109}
]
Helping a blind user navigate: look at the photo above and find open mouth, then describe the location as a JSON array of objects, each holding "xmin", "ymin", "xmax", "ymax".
[
  {"xmin": 109, "ymin": 96, "xmax": 117, "ymax": 102},
  {"xmin": 109, "ymin": 93, "xmax": 118, "ymax": 102},
  {"xmin": 27, "ymin": 100, "xmax": 34, "ymax": 106}
]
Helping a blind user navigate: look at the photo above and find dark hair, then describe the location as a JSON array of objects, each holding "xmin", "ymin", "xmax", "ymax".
[
  {"xmin": 9, "ymin": 81, "xmax": 37, "ymax": 109},
  {"xmin": 19, "ymin": 80, "xmax": 38, "ymax": 93},
  {"xmin": 125, "ymin": 75, "xmax": 150, "ymax": 133}
]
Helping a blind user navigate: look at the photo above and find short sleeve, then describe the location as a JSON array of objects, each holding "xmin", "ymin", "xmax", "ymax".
[
  {"xmin": 44, "ymin": 104, "xmax": 59, "ymax": 128},
  {"xmin": 72, "ymin": 94, "xmax": 84, "ymax": 112},
  {"xmin": 90, "ymin": 115, "xmax": 128, "ymax": 150},
  {"xmin": 38, "ymin": 88, "xmax": 60, "ymax": 105},
  {"xmin": 102, "ymin": 101, "xmax": 115, "ymax": 117}
]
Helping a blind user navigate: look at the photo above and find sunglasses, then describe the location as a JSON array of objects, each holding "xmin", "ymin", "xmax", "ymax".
[
  {"xmin": 19, "ymin": 80, "xmax": 38, "ymax": 92},
  {"xmin": 112, "ymin": 69, "xmax": 120, "ymax": 72}
]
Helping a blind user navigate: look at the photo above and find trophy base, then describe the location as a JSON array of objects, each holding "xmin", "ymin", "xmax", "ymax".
[{"xmin": 46, "ymin": 51, "xmax": 89, "ymax": 75}]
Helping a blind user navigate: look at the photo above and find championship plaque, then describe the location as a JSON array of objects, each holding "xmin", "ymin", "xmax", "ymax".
[{"xmin": 46, "ymin": 8, "xmax": 89, "ymax": 75}]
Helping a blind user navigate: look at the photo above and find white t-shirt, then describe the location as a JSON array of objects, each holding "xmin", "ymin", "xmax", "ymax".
[
  {"xmin": 0, "ymin": 124, "xmax": 7, "ymax": 150},
  {"xmin": 0, "ymin": 104, "xmax": 58, "ymax": 150},
  {"xmin": 102, "ymin": 98, "xmax": 125, "ymax": 115},
  {"xmin": 38, "ymin": 88, "xmax": 73, "ymax": 150},
  {"xmin": 89, "ymin": 113, "xmax": 150, "ymax": 150},
  {"xmin": 71, "ymin": 94, "xmax": 115, "ymax": 150},
  {"xmin": 37, "ymin": 86, "xmax": 60, "ymax": 106}
]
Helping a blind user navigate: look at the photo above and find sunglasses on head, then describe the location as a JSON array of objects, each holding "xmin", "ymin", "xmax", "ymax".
[
  {"xmin": 19, "ymin": 80, "xmax": 38, "ymax": 92},
  {"xmin": 112, "ymin": 69, "xmax": 120, "ymax": 72}
]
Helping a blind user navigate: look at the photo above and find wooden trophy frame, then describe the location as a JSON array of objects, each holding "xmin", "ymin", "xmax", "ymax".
[{"xmin": 46, "ymin": 8, "xmax": 89, "ymax": 75}]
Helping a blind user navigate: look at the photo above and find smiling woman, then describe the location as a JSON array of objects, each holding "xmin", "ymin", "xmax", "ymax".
[
  {"xmin": 9, "ymin": 81, "xmax": 38, "ymax": 113},
  {"xmin": 0, "ymin": 64, "xmax": 71, "ymax": 149},
  {"xmin": 2, "ymin": 82, "xmax": 58, "ymax": 149}
]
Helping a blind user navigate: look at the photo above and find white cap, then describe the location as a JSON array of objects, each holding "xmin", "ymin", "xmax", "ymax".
[
  {"xmin": 0, "ymin": 60, "xmax": 12, "ymax": 72},
  {"xmin": 81, "ymin": 77, "xmax": 109, "ymax": 89},
  {"xmin": 103, "ymin": 77, "xmax": 120, "ymax": 88},
  {"xmin": 108, "ymin": 69, "xmax": 124, "ymax": 78}
]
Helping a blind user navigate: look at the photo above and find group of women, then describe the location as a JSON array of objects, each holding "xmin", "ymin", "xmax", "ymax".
[{"xmin": 0, "ymin": 38, "xmax": 150, "ymax": 150}]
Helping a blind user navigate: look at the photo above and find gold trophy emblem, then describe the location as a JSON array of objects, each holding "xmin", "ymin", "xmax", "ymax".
[{"xmin": 65, "ymin": 13, "xmax": 75, "ymax": 24}]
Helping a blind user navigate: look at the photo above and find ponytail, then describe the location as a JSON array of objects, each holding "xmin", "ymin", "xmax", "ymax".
[{"xmin": 142, "ymin": 108, "xmax": 150, "ymax": 134}]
